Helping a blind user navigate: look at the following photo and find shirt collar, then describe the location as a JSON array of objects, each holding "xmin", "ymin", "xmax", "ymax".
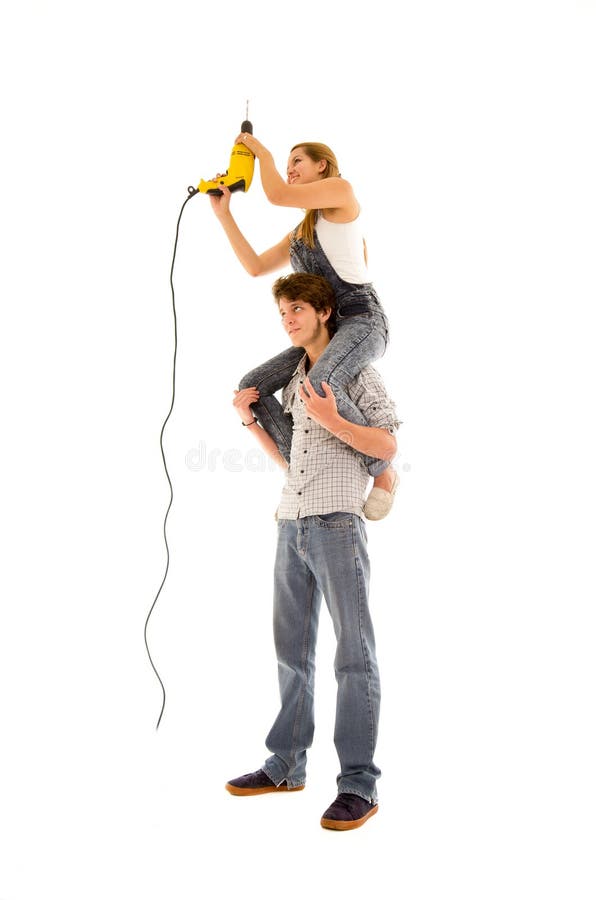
[
  {"xmin": 284, "ymin": 354, "xmax": 309, "ymax": 414},
  {"xmin": 292, "ymin": 354, "xmax": 308, "ymax": 378}
]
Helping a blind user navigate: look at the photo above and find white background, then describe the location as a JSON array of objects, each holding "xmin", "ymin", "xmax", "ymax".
[{"xmin": 1, "ymin": 1, "xmax": 595, "ymax": 898}]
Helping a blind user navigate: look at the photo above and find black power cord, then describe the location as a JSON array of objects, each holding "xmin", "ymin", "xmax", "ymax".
[{"xmin": 144, "ymin": 185, "xmax": 200, "ymax": 730}]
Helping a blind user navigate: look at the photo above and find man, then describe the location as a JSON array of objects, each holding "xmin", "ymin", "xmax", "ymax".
[{"xmin": 228, "ymin": 272, "xmax": 400, "ymax": 831}]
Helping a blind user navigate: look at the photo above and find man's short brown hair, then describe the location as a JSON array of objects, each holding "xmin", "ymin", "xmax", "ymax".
[{"xmin": 271, "ymin": 273, "xmax": 337, "ymax": 336}]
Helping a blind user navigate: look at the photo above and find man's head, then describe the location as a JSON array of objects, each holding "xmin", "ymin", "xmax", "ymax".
[{"xmin": 272, "ymin": 273, "xmax": 337, "ymax": 352}]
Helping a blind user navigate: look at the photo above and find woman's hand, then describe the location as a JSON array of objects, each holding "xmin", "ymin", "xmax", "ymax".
[
  {"xmin": 208, "ymin": 182, "xmax": 232, "ymax": 217},
  {"xmin": 233, "ymin": 387, "xmax": 260, "ymax": 424},
  {"xmin": 235, "ymin": 132, "xmax": 268, "ymax": 158}
]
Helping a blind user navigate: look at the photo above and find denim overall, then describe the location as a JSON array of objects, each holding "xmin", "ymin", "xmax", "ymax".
[{"xmin": 239, "ymin": 225, "xmax": 391, "ymax": 476}]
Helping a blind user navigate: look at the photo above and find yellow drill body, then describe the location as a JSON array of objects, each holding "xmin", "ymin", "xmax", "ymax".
[{"xmin": 197, "ymin": 133, "xmax": 254, "ymax": 196}]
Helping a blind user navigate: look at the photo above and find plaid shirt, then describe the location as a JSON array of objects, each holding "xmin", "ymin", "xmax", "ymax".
[{"xmin": 276, "ymin": 355, "xmax": 400, "ymax": 520}]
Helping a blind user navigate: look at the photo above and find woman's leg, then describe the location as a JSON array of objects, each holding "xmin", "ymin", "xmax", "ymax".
[
  {"xmin": 239, "ymin": 346, "xmax": 305, "ymax": 463},
  {"xmin": 307, "ymin": 317, "xmax": 389, "ymax": 476}
]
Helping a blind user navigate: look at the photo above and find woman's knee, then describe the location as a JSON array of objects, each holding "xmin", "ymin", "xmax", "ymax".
[
  {"xmin": 306, "ymin": 361, "xmax": 336, "ymax": 397},
  {"xmin": 238, "ymin": 367, "xmax": 261, "ymax": 391},
  {"xmin": 307, "ymin": 365, "xmax": 351, "ymax": 400},
  {"xmin": 238, "ymin": 372, "xmax": 252, "ymax": 391}
]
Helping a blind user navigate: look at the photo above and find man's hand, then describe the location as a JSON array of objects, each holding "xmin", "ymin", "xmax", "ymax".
[
  {"xmin": 299, "ymin": 378, "xmax": 340, "ymax": 432},
  {"xmin": 233, "ymin": 387, "xmax": 259, "ymax": 425},
  {"xmin": 299, "ymin": 378, "xmax": 396, "ymax": 459}
]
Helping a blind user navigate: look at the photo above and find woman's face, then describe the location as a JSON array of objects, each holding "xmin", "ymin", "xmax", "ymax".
[{"xmin": 286, "ymin": 147, "xmax": 326, "ymax": 185}]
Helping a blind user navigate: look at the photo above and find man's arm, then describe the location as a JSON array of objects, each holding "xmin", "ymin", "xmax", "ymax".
[
  {"xmin": 299, "ymin": 379, "xmax": 397, "ymax": 461},
  {"xmin": 233, "ymin": 387, "xmax": 289, "ymax": 470}
]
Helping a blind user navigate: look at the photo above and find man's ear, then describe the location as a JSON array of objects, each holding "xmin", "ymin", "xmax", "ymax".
[{"xmin": 320, "ymin": 307, "xmax": 332, "ymax": 324}]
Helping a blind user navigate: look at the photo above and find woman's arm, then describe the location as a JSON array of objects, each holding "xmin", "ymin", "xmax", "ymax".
[
  {"xmin": 210, "ymin": 186, "xmax": 291, "ymax": 276},
  {"xmin": 237, "ymin": 133, "xmax": 357, "ymax": 214}
]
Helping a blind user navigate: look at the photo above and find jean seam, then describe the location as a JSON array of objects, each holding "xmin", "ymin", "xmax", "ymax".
[
  {"xmin": 309, "ymin": 322, "xmax": 387, "ymax": 475},
  {"xmin": 352, "ymin": 524, "xmax": 376, "ymax": 766},
  {"xmin": 289, "ymin": 552, "xmax": 315, "ymax": 766},
  {"xmin": 253, "ymin": 401, "xmax": 292, "ymax": 460},
  {"xmin": 241, "ymin": 362, "xmax": 297, "ymax": 391}
]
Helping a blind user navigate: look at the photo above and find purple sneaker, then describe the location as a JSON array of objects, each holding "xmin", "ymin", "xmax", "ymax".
[
  {"xmin": 320, "ymin": 793, "xmax": 379, "ymax": 830},
  {"xmin": 225, "ymin": 769, "xmax": 305, "ymax": 796}
]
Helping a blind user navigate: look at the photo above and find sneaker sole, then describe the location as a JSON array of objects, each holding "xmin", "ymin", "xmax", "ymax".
[
  {"xmin": 320, "ymin": 803, "xmax": 379, "ymax": 830},
  {"xmin": 225, "ymin": 782, "xmax": 305, "ymax": 796}
]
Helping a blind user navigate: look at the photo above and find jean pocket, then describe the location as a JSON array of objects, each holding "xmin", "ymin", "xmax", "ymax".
[
  {"xmin": 314, "ymin": 512, "xmax": 354, "ymax": 528},
  {"xmin": 337, "ymin": 302, "xmax": 373, "ymax": 319}
]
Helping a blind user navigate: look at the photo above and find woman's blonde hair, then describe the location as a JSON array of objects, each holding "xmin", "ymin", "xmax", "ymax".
[{"xmin": 291, "ymin": 142, "xmax": 340, "ymax": 248}]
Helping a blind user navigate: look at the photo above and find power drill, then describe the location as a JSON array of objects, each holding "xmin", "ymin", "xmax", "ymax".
[{"xmin": 197, "ymin": 103, "xmax": 254, "ymax": 196}]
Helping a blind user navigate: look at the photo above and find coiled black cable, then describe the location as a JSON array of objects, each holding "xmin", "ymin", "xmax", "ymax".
[{"xmin": 144, "ymin": 186, "xmax": 200, "ymax": 730}]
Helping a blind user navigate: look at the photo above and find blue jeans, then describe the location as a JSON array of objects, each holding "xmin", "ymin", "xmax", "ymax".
[
  {"xmin": 238, "ymin": 229, "xmax": 391, "ymax": 477},
  {"xmin": 261, "ymin": 513, "xmax": 382, "ymax": 803}
]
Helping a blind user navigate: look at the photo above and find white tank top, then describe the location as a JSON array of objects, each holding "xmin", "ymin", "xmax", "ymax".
[{"xmin": 315, "ymin": 213, "xmax": 369, "ymax": 284}]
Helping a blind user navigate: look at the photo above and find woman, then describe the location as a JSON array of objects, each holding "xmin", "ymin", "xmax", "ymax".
[{"xmin": 210, "ymin": 134, "xmax": 398, "ymax": 519}]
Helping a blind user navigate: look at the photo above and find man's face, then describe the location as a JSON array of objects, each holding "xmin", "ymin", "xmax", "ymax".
[{"xmin": 278, "ymin": 296, "xmax": 330, "ymax": 347}]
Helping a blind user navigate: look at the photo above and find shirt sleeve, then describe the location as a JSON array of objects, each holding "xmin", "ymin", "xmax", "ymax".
[{"xmin": 346, "ymin": 366, "xmax": 401, "ymax": 432}]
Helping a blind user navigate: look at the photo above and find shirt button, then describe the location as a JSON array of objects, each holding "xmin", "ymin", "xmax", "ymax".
[
  {"xmin": 300, "ymin": 470, "xmax": 304, "ymax": 474},
  {"xmin": 304, "ymin": 450, "xmax": 307, "ymax": 454},
  {"xmin": 298, "ymin": 491, "xmax": 302, "ymax": 495},
  {"xmin": 305, "ymin": 430, "xmax": 309, "ymax": 433}
]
